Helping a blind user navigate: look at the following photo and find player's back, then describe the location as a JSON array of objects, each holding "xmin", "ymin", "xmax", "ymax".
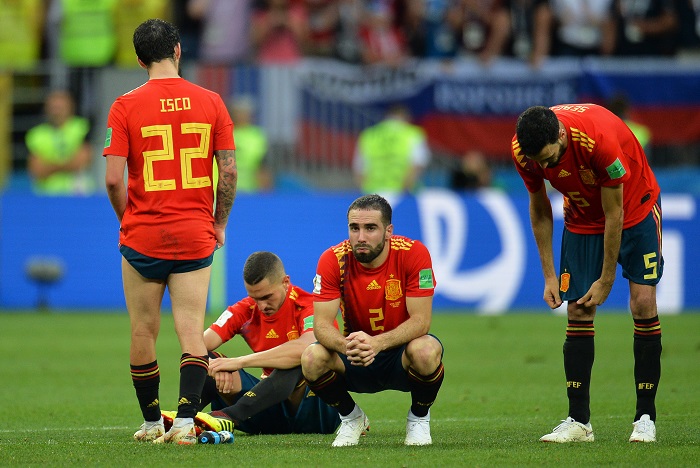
[{"xmin": 108, "ymin": 77, "xmax": 233, "ymax": 259}]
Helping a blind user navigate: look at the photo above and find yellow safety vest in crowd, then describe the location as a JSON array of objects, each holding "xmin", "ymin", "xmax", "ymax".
[
  {"xmin": 60, "ymin": 0, "xmax": 117, "ymax": 66},
  {"xmin": 358, "ymin": 119, "xmax": 424, "ymax": 193},
  {"xmin": 0, "ymin": 0, "xmax": 43, "ymax": 70}
]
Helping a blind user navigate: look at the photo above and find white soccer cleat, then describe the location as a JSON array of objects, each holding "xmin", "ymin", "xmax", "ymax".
[
  {"xmin": 153, "ymin": 418, "xmax": 197, "ymax": 445},
  {"xmin": 405, "ymin": 409, "xmax": 432, "ymax": 446},
  {"xmin": 629, "ymin": 414, "xmax": 656, "ymax": 442},
  {"xmin": 540, "ymin": 417, "xmax": 594, "ymax": 443},
  {"xmin": 332, "ymin": 410, "xmax": 370, "ymax": 447},
  {"xmin": 133, "ymin": 418, "xmax": 165, "ymax": 442}
]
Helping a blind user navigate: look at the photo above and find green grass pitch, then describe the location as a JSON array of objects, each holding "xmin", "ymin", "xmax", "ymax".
[{"xmin": 0, "ymin": 310, "xmax": 698, "ymax": 466}]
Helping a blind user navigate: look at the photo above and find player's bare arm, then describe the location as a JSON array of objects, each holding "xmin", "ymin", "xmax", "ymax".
[
  {"xmin": 578, "ymin": 184, "xmax": 624, "ymax": 307},
  {"xmin": 213, "ymin": 149, "xmax": 238, "ymax": 247},
  {"xmin": 209, "ymin": 330, "xmax": 317, "ymax": 374},
  {"xmin": 528, "ymin": 186, "xmax": 562, "ymax": 309},
  {"xmin": 104, "ymin": 155, "xmax": 128, "ymax": 223},
  {"xmin": 313, "ymin": 299, "xmax": 347, "ymax": 354}
]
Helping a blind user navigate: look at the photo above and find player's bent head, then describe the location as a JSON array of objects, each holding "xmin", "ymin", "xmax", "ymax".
[
  {"xmin": 133, "ymin": 18, "xmax": 180, "ymax": 66},
  {"xmin": 516, "ymin": 106, "xmax": 560, "ymax": 157},
  {"xmin": 243, "ymin": 251, "xmax": 285, "ymax": 286},
  {"xmin": 347, "ymin": 194, "xmax": 392, "ymax": 227}
]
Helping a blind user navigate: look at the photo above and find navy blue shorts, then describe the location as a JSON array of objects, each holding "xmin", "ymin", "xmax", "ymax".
[
  {"xmin": 559, "ymin": 202, "xmax": 663, "ymax": 301},
  {"xmin": 340, "ymin": 334, "xmax": 444, "ymax": 394},
  {"xmin": 210, "ymin": 369, "xmax": 340, "ymax": 435},
  {"xmin": 119, "ymin": 245, "xmax": 214, "ymax": 280}
]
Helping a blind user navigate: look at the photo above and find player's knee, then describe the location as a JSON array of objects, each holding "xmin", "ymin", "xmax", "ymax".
[
  {"xmin": 406, "ymin": 335, "xmax": 442, "ymax": 370},
  {"xmin": 300, "ymin": 343, "xmax": 329, "ymax": 378}
]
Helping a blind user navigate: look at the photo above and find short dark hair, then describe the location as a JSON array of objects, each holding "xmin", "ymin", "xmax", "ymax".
[
  {"xmin": 515, "ymin": 106, "xmax": 560, "ymax": 157},
  {"xmin": 243, "ymin": 251, "xmax": 285, "ymax": 285},
  {"xmin": 347, "ymin": 194, "xmax": 392, "ymax": 227},
  {"xmin": 133, "ymin": 18, "xmax": 180, "ymax": 66}
]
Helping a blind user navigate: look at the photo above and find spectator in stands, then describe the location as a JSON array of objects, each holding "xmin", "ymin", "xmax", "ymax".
[
  {"xmin": 457, "ymin": 0, "xmax": 511, "ymax": 64},
  {"xmin": 0, "ymin": 0, "xmax": 44, "ymax": 70},
  {"xmin": 358, "ymin": 0, "xmax": 409, "ymax": 67},
  {"xmin": 601, "ymin": 0, "xmax": 679, "ymax": 56},
  {"xmin": 550, "ymin": 0, "xmax": 611, "ymax": 57},
  {"xmin": 26, "ymin": 90, "xmax": 94, "ymax": 195},
  {"xmin": 251, "ymin": 0, "xmax": 310, "ymax": 64},
  {"xmin": 115, "ymin": 0, "xmax": 172, "ymax": 68},
  {"xmin": 399, "ymin": 0, "xmax": 463, "ymax": 60},
  {"xmin": 334, "ymin": 0, "xmax": 364, "ymax": 63},
  {"xmin": 449, "ymin": 150, "xmax": 493, "ymax": 191},
  {"xmin": 187, "ymin": 0, "xmax": 253, "ymax": 64},
  {"xmin": 607, "ymin": 93, "xmax": 652, "ymax": 154},
  {"xmin": 506, "ymin": 0, "xmax": 552, "ymax": 68},
  {"xmin": 172, "ymin": 0, "xmax": 204, "ymax": 60},
  {"xmin": 227, "ymin": 96, "xmax": 272, "ymax": 193},
  {"xmin": 304, "ymin": 0, "xmax": 340, "ymax": 57},
  {"xmin": 353, "ymin": 104, "xmax": 431, "ymax": 195},
  {"xmin": 676, "ymin": 0, "xmax": 700, "ymax": 55}
]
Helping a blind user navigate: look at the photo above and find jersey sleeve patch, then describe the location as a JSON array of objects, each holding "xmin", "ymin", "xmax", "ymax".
[
  {"xmin": 104, "ymin": 127, "xmax": 113, "ymax": 148},
  {"xmin": 313, "ymin": 274, "xmax": 322, "ymax": 294},
  {"xmin": 419, "ymin": 269, "xmax": 434, "ymax": 289},
  {"xmin": 213, "ymin": 309, "xmax": 233, "ymax": 328},
  {"xmin": 303, "ymin": 315, "xmax": 314, "ymax": 331},
  {"xmin": 606, "ymin": 158, "xmax": 626, "ymax": 180}
]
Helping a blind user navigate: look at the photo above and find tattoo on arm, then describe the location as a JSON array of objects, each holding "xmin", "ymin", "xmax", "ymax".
[{"xmin": 214, "ymin": 149, "xmax": 237, "ymax": 226}]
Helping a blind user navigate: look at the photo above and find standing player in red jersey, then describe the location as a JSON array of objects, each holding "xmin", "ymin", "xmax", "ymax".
[
  {"xmin": 104, "ymin": 19, "xmax": 237, "ymax": 445},
  {"xmin": 161, "ymin": 251, "xmax": 340, "ymax": 435},
  {"xmin": 512, "ymin": 104, "xmax": 663, "ymax": 443},
  {"xmin": 301, "ymin": 194, "xmax": 444, "ymax": 447}
]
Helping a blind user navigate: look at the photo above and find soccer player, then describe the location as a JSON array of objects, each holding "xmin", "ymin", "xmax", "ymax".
[
  {"xmin": 104, "ymin": 18, "xmax": 237, "ymax": 445},
  {"xmin": 163, "ymin": 251, "xmax": 340, "ymax": 435},
  {"xmin": 301, "ymin": 194, "xmax": 444, "ymax": 447},
  {"xmin": 512, "ymin": 104, "xmax": 663, "ymax": 443}
]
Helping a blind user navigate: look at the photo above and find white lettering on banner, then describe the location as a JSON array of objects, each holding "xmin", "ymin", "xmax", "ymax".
[
  {"xmin": 434, "ymin": 81, "xmax": 576, "ymax": 115},
  {"xmin": 552, "ymin": 194, "xmax": 694, "ymax": 314},
  {"xmin": 417, "ymin": 189, "xmax": 526, "ymax": 313}
]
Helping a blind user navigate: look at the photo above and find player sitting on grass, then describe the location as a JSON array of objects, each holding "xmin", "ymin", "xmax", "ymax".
[{"xmin": 162, "ymin": 251, "xmax": 340, "ymax": 435}]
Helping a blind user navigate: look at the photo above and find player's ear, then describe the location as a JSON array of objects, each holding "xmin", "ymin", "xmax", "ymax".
[
  {"xmin": 174, "ymin": 43, "xmax": 182, "ymax": 60},
  {"xmin": 137, "ymin": 58, "xmax": 147, "ymax": 70},
  {"xmin": 385, "ymin": 224, "xmax": 394, "ymax": 238}
]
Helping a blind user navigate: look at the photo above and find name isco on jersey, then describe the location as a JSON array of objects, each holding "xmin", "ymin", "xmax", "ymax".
[{"xmin": 160, "ymin": 97, "xmax": 191, "ymax": 113}]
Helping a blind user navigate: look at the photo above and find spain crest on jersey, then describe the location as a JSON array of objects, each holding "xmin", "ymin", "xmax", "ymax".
[
  {"xmin": 579, "ymin": 169, "xmax": 597, "ymax": 185},
  {"xmin": 385, "ymin": 279, "xmax": 403, "ymax": 301}
]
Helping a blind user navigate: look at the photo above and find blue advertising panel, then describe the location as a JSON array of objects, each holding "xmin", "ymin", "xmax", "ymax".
[{"xmin": 1, "ymin": 191, "xmax": 697, "ymax": 313}]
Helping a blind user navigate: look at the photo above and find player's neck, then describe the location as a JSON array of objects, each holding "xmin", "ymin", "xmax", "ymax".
[{"xmin": 147, "ymin": 61, "xmax": 181, "ymax": 80}]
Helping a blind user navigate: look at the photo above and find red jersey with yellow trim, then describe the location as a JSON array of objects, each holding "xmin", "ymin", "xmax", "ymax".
[
  {"xmin": 209, "ymin": 285, "xmax": 314, "ymax": 377},
  {"xmin": 103, "ymin": 78, "xmax": 235, "ymax": 259},
  {"xmin": 313, "ymin": 235, "xmax": 436, "ymax": 337},
  {"xmin": 511, "ymin": 104, "xmax": 660, "ymax": 235}
]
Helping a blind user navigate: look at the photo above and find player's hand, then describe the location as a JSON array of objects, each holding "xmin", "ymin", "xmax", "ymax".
[
  {"xmin": 577, "ymin": 278, "xmax": 613, "ymax": 307},
  {"xmin": 209, "ymin": 357, "xmax": 242, "ymax": 375},
  {"xmin": 214, "ymin": 225, "xmax": 226, "ymax": 249},
  {"xmin": 345, "ymin": 332, "xmax": 376, "ymax": 367},
  {"xmin": 543, "ymin": 277, "xmax": 563, "ymax": 309},
  {"xmin": 214, "ymin": 371, "xmax": 237, "ymax": 395}
]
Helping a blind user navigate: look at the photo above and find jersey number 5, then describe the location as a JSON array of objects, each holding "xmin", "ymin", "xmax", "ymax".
[{"xmin": 141, "ymin": 123, "xmax": 212, "ymax": 191}]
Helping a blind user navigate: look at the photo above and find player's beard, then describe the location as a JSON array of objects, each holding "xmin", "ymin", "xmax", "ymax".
[{"xmin": 352, "ymin": 239, "xmax": 385, "ymax": 264}]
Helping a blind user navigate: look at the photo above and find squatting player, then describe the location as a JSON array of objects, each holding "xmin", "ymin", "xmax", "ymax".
[
  {"xmin": 512, "ymin": 104, "xmax": 662, "ymax": 443},
  {"xmin": 162, "ymin": 251, "xmax": 340, "ymax": 435},
  {"xmin": 104, "ymin": 19, "xmax": 237, "ymax": 444},
  {"xmin": 301, "ymin": 194, "xmax": 445, "ymax": 447}
]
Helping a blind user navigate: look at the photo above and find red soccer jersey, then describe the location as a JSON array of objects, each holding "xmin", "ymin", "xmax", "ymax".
[
  {"xmin": 209, "ymin": 285, "xmax": 315, "ymax": 376},
  {"xmin": 103, "ymin": 78, "xmax": 235, "ymax": 259},
  {"xmin": 511, "ymin": 103, "xmax": 660, "ymax": 234},
  {"xmin": 313, "ymin": 236, "xmax": 436, "ymax": 337}
]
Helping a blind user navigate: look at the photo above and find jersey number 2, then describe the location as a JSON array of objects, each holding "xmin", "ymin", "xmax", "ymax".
[{"xmin": 141, "ymin": 123, "xmax": 212, "ymax": 191}]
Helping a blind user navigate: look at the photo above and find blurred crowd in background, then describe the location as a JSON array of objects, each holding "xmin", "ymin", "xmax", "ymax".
[
  {"xmin": 2, "ymin": 0, "xmax": 700, "ymax": 196},
  {"xmin": 2, "ymin": 0, "xmax": 700, "ymax": 70}
]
